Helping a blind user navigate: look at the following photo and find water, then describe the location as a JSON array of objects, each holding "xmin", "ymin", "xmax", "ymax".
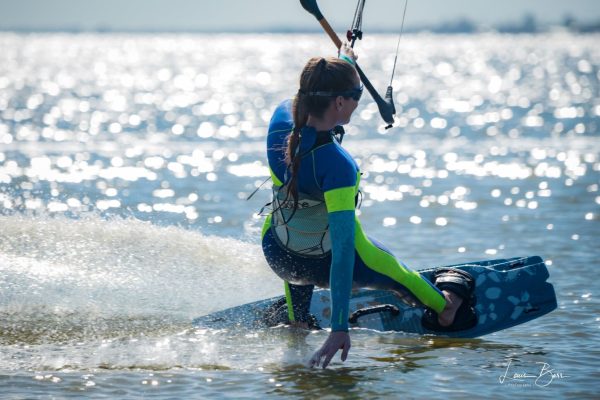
[{"xmin": 0, "ymin": 32, "xmax": 599, "ymax": 398}]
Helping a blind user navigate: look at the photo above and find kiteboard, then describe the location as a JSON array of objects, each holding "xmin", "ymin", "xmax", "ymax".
[{"xmin": 192, "ymin": 256, "xmax": 557, "ymax": 338}]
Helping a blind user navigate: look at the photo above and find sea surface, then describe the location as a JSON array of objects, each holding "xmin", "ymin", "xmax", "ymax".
[{"xmin": 0, "ymin": 32, "xmax": 599, "ymax": 399}]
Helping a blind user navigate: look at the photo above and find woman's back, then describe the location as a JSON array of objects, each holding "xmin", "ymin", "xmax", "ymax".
[{"xmin": 266, "ymin": 99, "xmax": 359, "ymax": 201}]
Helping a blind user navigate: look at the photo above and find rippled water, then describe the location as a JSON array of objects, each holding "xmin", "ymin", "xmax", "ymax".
[{"xmin": 0, "ymin": 32, "xmax": 599, "ymax": 398}]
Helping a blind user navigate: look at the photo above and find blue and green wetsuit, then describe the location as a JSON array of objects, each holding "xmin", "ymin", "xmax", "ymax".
[{"xmin": 261, "ymin": 99, "xmax": 446, "ymax": 331}]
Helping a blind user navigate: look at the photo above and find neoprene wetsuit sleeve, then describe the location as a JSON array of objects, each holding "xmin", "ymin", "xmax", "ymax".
[{"xmin": 327, "ymin": 209, "xmax": 356, "ymax": 331}]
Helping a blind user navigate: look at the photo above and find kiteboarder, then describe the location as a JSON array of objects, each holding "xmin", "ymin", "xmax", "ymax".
[{"xmin": 261, "ymin": 46, "xmax": 473, "ymax": 368}]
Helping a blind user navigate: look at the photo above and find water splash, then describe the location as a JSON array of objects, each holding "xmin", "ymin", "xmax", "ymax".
[{"xmin": 0, "ymin": 214, "xmax": 281, "ymax": 347}]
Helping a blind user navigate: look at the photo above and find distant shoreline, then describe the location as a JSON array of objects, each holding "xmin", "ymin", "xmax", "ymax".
[
  {"xmin": 1, "ymin": 27, "xmax": 600, "ymax": 35},
  {"xmin": 1, "ymin": 17, "xmax": 600, "ymax": 35}
]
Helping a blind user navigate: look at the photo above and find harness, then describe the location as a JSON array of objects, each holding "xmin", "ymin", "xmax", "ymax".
[{"xmin": 270, "ymin": 130, "xmax": 335, "ymax": 258}]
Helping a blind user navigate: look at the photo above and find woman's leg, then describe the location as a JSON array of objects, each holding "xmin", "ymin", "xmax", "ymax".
[
  {"xmin": 262, "ymin": 227, "xmax": 329, "ymax": 324},
  {"xmin": 352, "ymin": 218, "xmax": 447, "ymax": 314},
  {"xmin": 263, "ymin": 217, "xmax": 456, "ymax": 325}
]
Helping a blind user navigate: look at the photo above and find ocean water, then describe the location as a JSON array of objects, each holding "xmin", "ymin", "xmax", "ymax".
[{"xmin": 0, "ymin": 32, "xmax": 599, "ymax": 398}]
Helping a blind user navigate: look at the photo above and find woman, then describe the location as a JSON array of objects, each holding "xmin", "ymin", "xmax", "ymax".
[{"xmin": 261, "ymin": 48, "xmax": 468, "ymax": 369}]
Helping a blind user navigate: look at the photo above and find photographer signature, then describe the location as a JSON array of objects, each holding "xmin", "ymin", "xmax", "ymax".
[{"xmin": 499, "ymin": 359, "xmax": 569, "ymax": 387}]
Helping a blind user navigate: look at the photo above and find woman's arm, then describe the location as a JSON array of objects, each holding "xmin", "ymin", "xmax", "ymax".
[
  {"xmin": 309, "ymin": 185, "xmax": 356, "ymax": 368},
  {"xmin": 327, "ymin": 209, "xmax": 356, "ymax": 331}
]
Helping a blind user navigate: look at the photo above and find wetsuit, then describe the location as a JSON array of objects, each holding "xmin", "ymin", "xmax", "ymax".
[{"xmin": 261, "ymin": 99, "xmax": 446, "ymax": 331}]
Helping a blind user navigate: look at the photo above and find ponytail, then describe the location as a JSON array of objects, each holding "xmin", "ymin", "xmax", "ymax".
[{"xmin": 284, "ymin": 57, "xmax": 356, "ymax": 213}]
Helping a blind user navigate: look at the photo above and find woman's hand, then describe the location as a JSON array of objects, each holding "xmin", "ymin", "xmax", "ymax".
[
  {"xmin": 338, "ymin": 42, "xmax": 358, "ymax": 64},
  {"xmin": 308, "ymin": 331, "xmax": 351, "ymax": 369}
]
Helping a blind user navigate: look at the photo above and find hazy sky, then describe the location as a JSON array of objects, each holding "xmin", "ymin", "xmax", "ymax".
[{"xmin": 0, "ymin": 0, "xmax": 599, "ymax": 31}]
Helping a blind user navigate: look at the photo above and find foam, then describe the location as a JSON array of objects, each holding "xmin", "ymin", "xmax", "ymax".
[{"xmin": 0, "ymin": 214, "xmax": 281, "ymax": 342}]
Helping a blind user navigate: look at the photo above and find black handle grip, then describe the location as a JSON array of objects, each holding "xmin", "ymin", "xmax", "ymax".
[{"xmin": 348, "ymin": 304, "xmax": 400, "ymax": 324}]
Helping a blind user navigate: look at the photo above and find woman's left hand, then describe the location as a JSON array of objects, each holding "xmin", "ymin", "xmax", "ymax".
[
  {"xmin": 308, "ymin": 331, "xmax": 351, "ymax": 369},
  {"xmin": 338, "ymin": 42, "xmax": 358, "ymax": 64}
]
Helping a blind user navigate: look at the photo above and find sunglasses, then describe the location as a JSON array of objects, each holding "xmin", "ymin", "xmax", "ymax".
[{"xmin": 308, "ymin": 84, "xmax": 363, "ymax": 102}]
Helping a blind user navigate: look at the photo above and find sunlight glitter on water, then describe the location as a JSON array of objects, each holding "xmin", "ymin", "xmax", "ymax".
[{"xmin": 0, "ymin": 32, "xmax": 599, "ymax": 398}]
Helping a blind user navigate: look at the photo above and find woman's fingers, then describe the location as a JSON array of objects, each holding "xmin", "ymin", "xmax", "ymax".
[
  {"xmin": 309, "ymin": 331, "xmax": 351, "ymax": 369},
  {"xmin": 308, "ymin": 350, "xmax": 322, "ymax": 368},
  {"xmin": 341, "ymin": 340, "xmax": 351, "ymax": 361},
  {"xmin": 321, "ymin": 350, "xmax": 335, "ymax": 369}
]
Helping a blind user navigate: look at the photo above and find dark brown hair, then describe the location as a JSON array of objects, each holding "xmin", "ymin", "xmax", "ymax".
[{"xmin": 285, "ymin": 57, "xmax": 357, "ymax": 210}]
